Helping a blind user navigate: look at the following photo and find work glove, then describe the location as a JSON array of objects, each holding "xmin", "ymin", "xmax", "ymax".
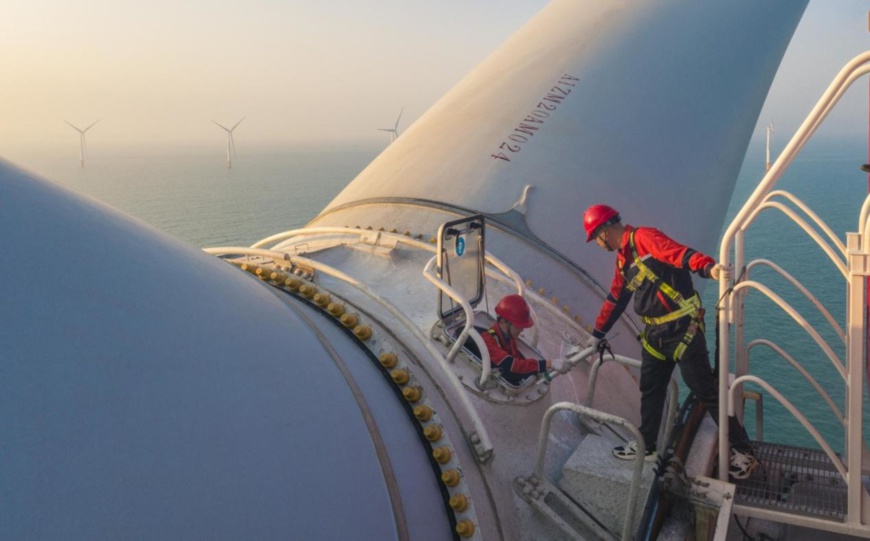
[
  {"xmin": 588, "ymin": 336, "xmax": 601, "ymax": 351},
  {"xmin": 550, "ymin": 357, "xmax": 566, "ymax": 374},
  {"xmin": 710, "ymin": 263, "xmax": 732, "ymax": 282}
]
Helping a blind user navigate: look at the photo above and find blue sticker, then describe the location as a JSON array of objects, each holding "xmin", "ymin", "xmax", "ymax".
[{"xmin": 455, "ymin": 236, "xmax": 466, "ymax": 257}]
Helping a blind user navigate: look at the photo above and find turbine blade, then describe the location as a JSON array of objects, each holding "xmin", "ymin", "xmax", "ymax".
[
  {"xmin": 394, "ymin": 107, "xmax": 403, "ymax": 130},
  {"xmin": 83, "ymin": 119, "xmax": 101, "ymax": 132},
  {"xmin": 231, "ymin": 116, "xmax": 246, "ymax": 131},
  {"xmin": 64, "ymin": 119, "xmax": 84, "ymax": 133},
  {"xmin": 212, "ymin": 120, "xmax": 231, "ymax": 132}
]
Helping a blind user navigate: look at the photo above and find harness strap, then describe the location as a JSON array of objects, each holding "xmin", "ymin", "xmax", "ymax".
[
  {"xmin": 641, "ymin": 295, "xmax": 701, "ymax": 325},
  {"xmin": 626, "ymin": 230, "xmax": 703, "ymax": 361}
]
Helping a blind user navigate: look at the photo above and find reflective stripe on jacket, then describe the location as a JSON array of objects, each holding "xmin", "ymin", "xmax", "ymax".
[{"xmin": 593, "ymin": 225, "xmax": 715, "ymax": 339}]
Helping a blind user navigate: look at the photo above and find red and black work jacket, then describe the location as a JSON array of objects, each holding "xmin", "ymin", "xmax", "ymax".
[
  {"xmin": 481, "ymin": 322, "xmax": 546, "ymax": 382},
  {"xmin": 592, "ymin": 225, "xmax": 715, "ymax": 340}
]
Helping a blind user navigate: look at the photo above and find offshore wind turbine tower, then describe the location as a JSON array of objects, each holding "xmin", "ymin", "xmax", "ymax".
[
  {"xmin": 63, "ymin": 119, "xmax": 100, "ymax": 168},
  {"xmin": 212, "ymin": 117, "xmax": 245, "ymax": 169},
  {"xmin": 377, "ymin": 107, "xmax": 403, "ymax": 144}
]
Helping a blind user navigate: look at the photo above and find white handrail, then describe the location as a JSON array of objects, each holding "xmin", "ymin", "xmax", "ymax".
[
  {"xmin": 858, "ymin": 193, "xmax": 870, "ymax": 237},
  {"xmin": 250, "ymin": 226, "xmax": 437, "ymax": 252},
  {"xmin": 204, "ymin": 246, "xmax": 291, "ymax": 263},
  {"xmin": 584, "ymin": 352, "xmax": 678, "ymax": 452},
  {"xmin": 741, "ymin": 201, "xmax": 847, "ymax": 279},
  {"xmin": 718, "ymin": 51, "xmax": 870, "ymax": 483},
  {"xmin": 727, "ymin": 375, "xmax": 846, "ymax": 481},
  {"xmin": 745, "ymin": 339, "xmax": 844, "ymax": 424},
  {"xmin": 422, "ymin": 256, "xmax": 482, "ymax": 363},
  {"xmin": 746, "ymin": 259, "xmax": 845, "ymax": 342},
  {"xmin": 721, "ymin": 52, "xmax": 870, "ymax": 265},
  {"xmin": 765, "ymin": 190, "xmax": 847, "ymax": 257},
  {"xmin": 533, "ymin": 402, "xmax": 645, "ymax": 541},
  {"xmin": 731, "ymin": 281, "xmax": 844, "ymax": 378},
  {"xmin": 719, "ymin": 48, "xmax": 870, "ymax": 492}
]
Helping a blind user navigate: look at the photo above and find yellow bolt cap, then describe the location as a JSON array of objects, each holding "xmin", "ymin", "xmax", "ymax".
[
  {"xmin": 390, "ymin": 369, "xmax": 409, "ymax": 385},
  {"xmin": 284, "ymin": 278, "xmax": 301, "ymax": 291},
  {"xmin": 299, "ymin": 285, "xmax": 316, "ymax": 299},
  {"xmin": 456, "ymin": 520, "xmax": 476, "ymax": 538},
  {"xmin": 402, "ymin": 387, "xmax": 422, "ymax": 403},
  {"xmin": 378, "ymin": 353, "xmax": 398, "ymax": 368},
  {"xmin": 441, "ymin": 469, "xmax": 460, "ymax": 487},
  {"xmin": 340, "ymin": 313, "xmax": 359, "ymax": 328},
  {"xmin": 433, "ymin": 447, "xmax": 452, "ymax": 464},
  {"xmin": 423, "ymin": 425, "xmax": 443, "ymax": 442},
  {"xmin": 354, "ymin": 325, "xmax": 372, "ymax": 341},
  {"xmin": 449, "ymin": 494, "xmax": 469, "ymax": 512},
  {"xmin": 413, "ymin": 405, "xmax": 433, "ymax": 421},
  {"xmin": 313, "ymin": 293, "xmax": 331, "ymax": 307},
  {"xmin": 327, "ymin": 302, "xmax": 345, "ymax": 317}
]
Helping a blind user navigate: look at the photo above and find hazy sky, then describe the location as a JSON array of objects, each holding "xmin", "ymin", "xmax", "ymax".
[{"xmin": 1, "ymin": 1, "xmax": 868, "ymax": 155}]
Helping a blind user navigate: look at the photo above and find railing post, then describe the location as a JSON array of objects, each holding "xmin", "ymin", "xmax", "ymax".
[
  {"xmin": 846, "ymin": 232, "xmax": 867, "ymax": 524},
  {"xmin": 734, "ymin": 228, "xmax": 747, "ymax": 422}
]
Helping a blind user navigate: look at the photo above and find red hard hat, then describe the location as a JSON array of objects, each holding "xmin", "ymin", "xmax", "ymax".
[
  {"xmin": 495, "ymin": 294, "xmax": 534, "ymax": 329},
  {"xmin": 583, "ymin": 204, "xmax": 620, "ymax": 242}
]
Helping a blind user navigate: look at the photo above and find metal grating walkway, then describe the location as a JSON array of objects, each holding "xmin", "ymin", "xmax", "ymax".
[{"xmin": 732, "ymin": 441, "xmax": 847, "ymax": 521}]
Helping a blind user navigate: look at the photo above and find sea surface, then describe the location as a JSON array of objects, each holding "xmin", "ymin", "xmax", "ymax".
[{"xmin": 9, "ymin": 136, "xmax": 870, "ymax": 453}]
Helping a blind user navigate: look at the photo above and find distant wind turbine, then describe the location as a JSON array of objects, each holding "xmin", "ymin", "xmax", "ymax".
[
  {"xmin": 212, "ymin": 117, "xmax": 245, "ymax": 169},
  {"xmin": 64, "ymin": 119, "xmax": 100, "ymax": 168},
  {"xmin": 765, "ymin": 121, "xmax": 775, "ymax": 171},
  {"xmin": 377, "ymin": 108, "xmax": 403, "ymax": 144}
]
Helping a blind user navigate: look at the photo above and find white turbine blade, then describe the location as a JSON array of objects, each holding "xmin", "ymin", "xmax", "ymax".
[
  {"xmin": 83, "ymin": 119, "xmax": 101, "ymax": 133},
  {"xmin": 394, "ymin": 107, "xmax": 403, "ymax": 130},
  {"xmin": 64, "ymin": 119, "xmax": 84, "ymax": 133},
  {"xmin": 212, "ymin": 120, "xmax": 231, "ymax": 132},
  {"xmin": 231, "ymin": 116, "xmax": 246, "ymax": 131}
]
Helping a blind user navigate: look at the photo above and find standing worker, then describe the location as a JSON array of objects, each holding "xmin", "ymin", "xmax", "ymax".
[{"xmin": 583, "ymin": 204, "xmax": 757, "ymax": 480}]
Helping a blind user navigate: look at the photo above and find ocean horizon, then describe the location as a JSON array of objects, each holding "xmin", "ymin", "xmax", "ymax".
[{"xmin": 6, "ymin": 134, "xmax": 869, "ymax": 453}]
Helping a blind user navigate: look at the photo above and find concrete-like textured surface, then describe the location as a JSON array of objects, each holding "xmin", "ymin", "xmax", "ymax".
[{"xmin": 558, "ymin": 433, "xmax": 656, "ymax": 535}]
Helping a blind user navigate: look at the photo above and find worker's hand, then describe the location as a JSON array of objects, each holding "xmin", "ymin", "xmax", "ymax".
[
  {"xmin": 710, "ymin": 264, "xmax": 732, "ymax": 282},
  {"xmin": 589, "ymin": 336, "xmax": 601, "ymax": 351},
  {"xmin": 551, "ymin": 357, "xmax": 566, "ymax": 374}
]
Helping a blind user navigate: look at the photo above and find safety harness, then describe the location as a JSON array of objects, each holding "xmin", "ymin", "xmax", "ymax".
[{"xmin": 624, "ymin": 230, "xmax": 704, "ymax": 361}]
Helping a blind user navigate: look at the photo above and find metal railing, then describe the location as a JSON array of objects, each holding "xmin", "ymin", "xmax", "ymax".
[
  {"xmin": 584, "ymin": 350, "xmax": 679, "ymax": 454},
  {"xmin": 717, "ymin": 51, "xmax": 870, "ymax": 528},
  {"xmin": 532, "ymin": 402, "xmax": 646, "ymax": 541}
]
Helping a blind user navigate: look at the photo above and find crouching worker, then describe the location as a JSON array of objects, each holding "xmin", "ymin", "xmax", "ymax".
[{"xmin": 481, "ymin": 294, "xmax": 556, "ymax": 385}]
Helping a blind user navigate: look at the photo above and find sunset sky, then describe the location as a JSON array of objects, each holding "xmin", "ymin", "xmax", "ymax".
[{"xmin": 1, "ymin": 1, "xmax": 868, "ymax": 155}]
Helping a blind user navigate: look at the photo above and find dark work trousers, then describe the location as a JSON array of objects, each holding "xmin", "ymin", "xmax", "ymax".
[{"xmin": 639, "ymin": 327, "xmax": 751, "ymax": 453}]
